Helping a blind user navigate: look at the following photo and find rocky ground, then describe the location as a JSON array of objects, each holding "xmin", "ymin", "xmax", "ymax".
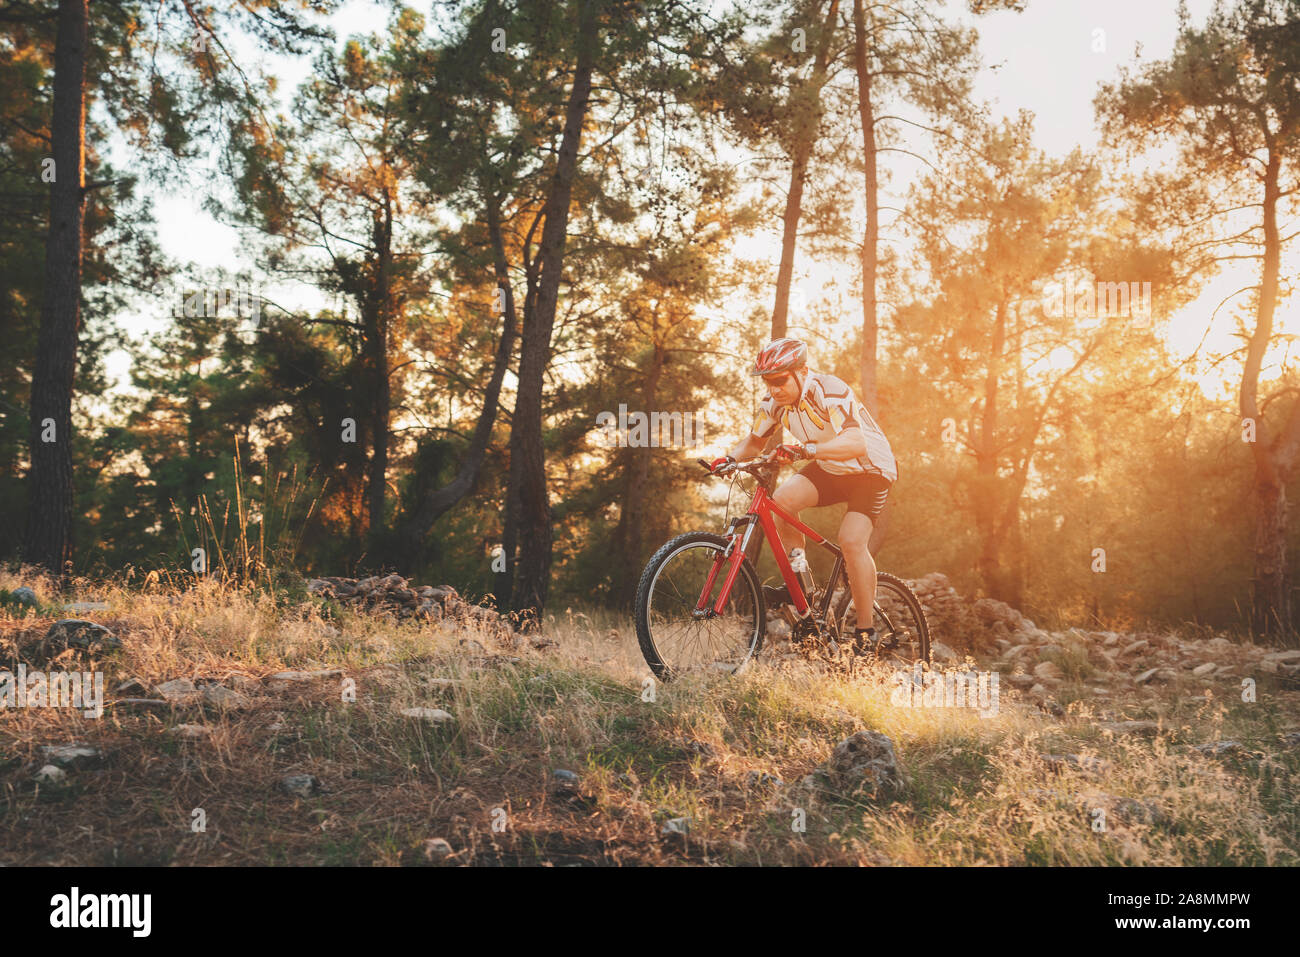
[{"xmin": 1, "ymin": 572, "xmax": 1297, "ymax": 866}]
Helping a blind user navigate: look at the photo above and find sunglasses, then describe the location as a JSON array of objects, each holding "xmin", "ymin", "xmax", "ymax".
[{"xmin": 762, "ymin": 373, "xmax": 794, "ymax": 388}]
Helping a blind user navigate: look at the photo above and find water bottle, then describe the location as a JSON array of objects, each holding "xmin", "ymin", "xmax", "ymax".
[{"xmin": 789, "ymin": 547, "xmax": 814, "ymax": 608}]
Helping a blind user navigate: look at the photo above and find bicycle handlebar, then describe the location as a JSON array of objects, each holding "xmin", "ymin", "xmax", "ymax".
[{"xmin": 697, "ymin": 449, "xmax": 785, "ymax": 478}]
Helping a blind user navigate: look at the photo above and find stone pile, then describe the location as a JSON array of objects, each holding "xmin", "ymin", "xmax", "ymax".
[
  {"xmin": 905, "ymin": 572, "xmax": 1047, "ymax": 655},
  {"xmin": 306, "ymin": 575, "xmax": 508, "ymax": 631},
  {"xmin": 992, "ymin": 628, "xmax": 1300, "ymax": 699}
]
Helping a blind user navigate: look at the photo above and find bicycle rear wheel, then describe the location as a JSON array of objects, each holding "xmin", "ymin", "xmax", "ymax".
[
  {"xmin": 834, "ymin": 571, "xmax": 930, "ymax": 667},
  {"xmin": 634, "ymin": 532, "xmax": 765, "ymax": 681}
]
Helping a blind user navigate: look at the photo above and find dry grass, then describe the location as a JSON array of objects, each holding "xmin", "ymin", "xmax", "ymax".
[{"xmin": 1, "ymin": 563, "xmax": 1297, "ymax": 866}]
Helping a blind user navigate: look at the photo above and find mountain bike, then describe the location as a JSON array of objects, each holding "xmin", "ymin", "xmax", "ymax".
[{"xmin": 633, "ymin": 448, "xmax": 930, "ymax": 680}]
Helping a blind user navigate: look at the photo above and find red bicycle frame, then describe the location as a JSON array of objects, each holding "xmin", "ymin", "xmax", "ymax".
[{"xmin": 694, "ymin": 480, "xmax": 842, "ymax": 618}]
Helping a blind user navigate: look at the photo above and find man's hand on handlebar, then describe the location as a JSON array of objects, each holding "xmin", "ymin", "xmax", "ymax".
[
  {"xmin": 772, "ymin": 443, "xmax": 809, "ymax": 464},
  {"xmin": 698, "ymin": 446, "xmax": 804, "ymax": 476}
]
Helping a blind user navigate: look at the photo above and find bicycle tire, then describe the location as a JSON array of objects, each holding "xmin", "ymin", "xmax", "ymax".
[
  {"xmin": 833, "ymin": 570, "xmax": 931, "ymax": 665},
  {"xmin": 634, "ymin": 531, "xmax": 766, "ymax": 681}
]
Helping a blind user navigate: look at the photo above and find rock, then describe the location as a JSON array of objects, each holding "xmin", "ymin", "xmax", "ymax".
[
  {"xmin": 1098, "ymin": 720, "xmax": 1162, "ymax": 736},
  {"xmin": 33, "ymin": 764, "xmax": 68, "ymax": 785},
  {"xmin": 1033, "ymin": 661, "xmax": 1064, "ymax": 683},
  {"xmin": 1191, "ymin": 662, "xmax": 1217, "ymax": 677},
  {"xmin": 1263, "ymin": 650, "xmax": 1300, "ymax": 664},
  {"xmin": 422, "ymin": 838, "xmax": 454, "ymax": 862},
  {"xmin": 1133, "ymin": 668, "xmax": 1160, "ymax": 685},
  {"xmin": 683, "ymin": 738, "xmax": 716, "ymax": 758},
  {"xmin": 1121, "ymin": 640, "xmax": 1150, "ymax": 657},
  {"xmin": 399, "ymin": 707, "xmax": 454, "ymax": 724},
  {"xmin": 10, "ymin": 586, "xmax": 38, "ymax": 607},
  {"xmin": 426, "ymin": 678, "xmax": 456, "ymax": 690},
  {"xmin": 40, "ymin": 744, "xmax": 105, "ymax": 768},
  {"xmin": 268, "ymin": 669, "xmax": 343, "ymax": 682},
  {"xmin": 930, "ymin": 640, "xmax": 958, "ymax": 664},
  {"xmin": 42, "ymin": 619, "xmax": 122, "ymax": 654},
  {"xmin": 170, "ymin": 724, "xmax": 210, "ymax": 739},
  {"xmin": 1006, "ymin": 673, "xmax": 1035, "ymax": 690},
  {"xmin": 1087, "ymin": 793, "xmax": 1170, "ymax": 827},
  {"xmin": 745, "ymin": 771, "xmax": 784, "ymax": 788},
  {"xmin": 1036, "ymin": 697, "xmax": 1065, "ymax": 717},
  {"xmin": 551, "ymin": 769, "xmax": 581, "ymax": 792},
  {"xmin": 1194, "ymin": 739, "xmax": 1232, "ymax": 754},
  {"xmin": 115, "ymin": 678, "xmax": 149, "ymax": 695},
  {"xmin": 201, "ymin": 685, "xmax": 250, "ymax": 711},
  {"xmin": 280, "ymin": 774, "xmax": 325, "ymax": 798},
  {"xmin": 155, "ymin": 678, "xmax": 199, "ymax": 702},
  {"xmin": 660, "ymin": 817, "xmax": 691, "ymax": 837},
  {"xmin": 1281, "ymin": 731, "xmax": 1300, "ymax": 749},
  {"xmin": 1103, "ymin": 633, "xmax": 1122, "ymax": 647},
  {"xmin": 61, "ymin": 601, "xmax": 111, "ymax": 613},
  {"xmin": 812, "ymin": 730, "xmax": 904, "ymax": 800},
  {"xmin": 111, "ymin": 698, "xmax": 171, "ymax": 713},
  {"xmin": 1029, "ymin": 682, "xmax": 1047, "ymax": 694}
]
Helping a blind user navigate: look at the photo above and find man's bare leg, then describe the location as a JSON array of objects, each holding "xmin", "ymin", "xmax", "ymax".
[
  {"xmin": 770, "ymin": 474, "xmax": 818, "ymax": 556},
  {"xmin": 838, "ymin": 511, "xmax": 876, "ymax": 629}
]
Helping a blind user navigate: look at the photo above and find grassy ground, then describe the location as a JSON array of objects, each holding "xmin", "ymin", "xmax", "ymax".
[{"xmin": 1, "ymin": 567, "xmax": 1297, "ymax": 866}]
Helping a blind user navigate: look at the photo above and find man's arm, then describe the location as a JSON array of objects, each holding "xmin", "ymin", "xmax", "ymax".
[
  {"xmin": 809, "ymin": 427, "xmax": 867, "ymax": 461},
  {"xmin": 727, "ymin": 433, "xmax": 766, "ymax": 461}
]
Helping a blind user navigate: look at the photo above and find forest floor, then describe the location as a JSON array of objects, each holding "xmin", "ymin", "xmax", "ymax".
[{"xmin": 1, "ymin": 568, "xmax": 1297, "ymax": 866}]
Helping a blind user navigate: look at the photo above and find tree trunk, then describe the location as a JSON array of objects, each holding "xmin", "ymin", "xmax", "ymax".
[
  {"xmin": 611, "ymin": 344, "xmax": 664, "ymax": 608},
  {"xmin": 22, "ymin": 0, "xmax": 87, "ymax": 587},
  {"xmin": 1253, "ymin": 476, "xmax": 1289, "ymax": 636},
  {"xmin": 365, "ymin": 193, "xmax": 394, "ymax": 561},
  {"xmin": 1242, "ymin": 150, "xmax": 1293, "ymax": 637},
  {"xmin": 771, "ymin": 0, "xmax": 840, "ymax": 338},
  {"xmin": 404, "ymin": 194, "xmax": 518, "ymax": 569},
  {"xmin": 974, "ymin": 300, "xmax": 1007, "ymax": 601},
  {"xmin": 506, "ymin": 0, "xmax": 600, "ymax": 624},
  {"xmin": 851, "ymin": 0, "xmax": 880, "ymax": 419}
]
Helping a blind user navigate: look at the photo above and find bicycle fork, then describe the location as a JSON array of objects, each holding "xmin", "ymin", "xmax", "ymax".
[{"xmin": 692, "ymin": 516, "xmax": 757, "ymax": 618}]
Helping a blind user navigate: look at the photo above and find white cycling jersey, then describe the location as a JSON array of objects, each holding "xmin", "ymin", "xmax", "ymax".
[{"xmin": 749, "ymin": 370, "xmax": 898, "ymax": 482}]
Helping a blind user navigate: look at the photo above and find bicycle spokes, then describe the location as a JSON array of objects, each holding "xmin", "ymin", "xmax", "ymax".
[{"xmin": 638, "ymin": 536, "xmax": 763, "ymax": 679}]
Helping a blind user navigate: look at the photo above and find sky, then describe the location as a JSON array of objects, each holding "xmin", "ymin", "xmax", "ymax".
[{"xmin": 103, "ymin": 0, "xmax": 1289, "ymax": 409}]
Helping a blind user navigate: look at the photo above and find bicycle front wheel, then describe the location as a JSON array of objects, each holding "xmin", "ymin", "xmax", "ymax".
[
  {"xmin": 834, "ymin": 570, "xmax": 931, "ymax": 667},
  {"xmin": 634, "ymin": 532, "xmax": 766, "ymax": 681}
]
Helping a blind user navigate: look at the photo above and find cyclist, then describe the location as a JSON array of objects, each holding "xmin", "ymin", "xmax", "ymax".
[{"xmin": 709, "ymin": 337, "xmax": 898, "ymax": 653}]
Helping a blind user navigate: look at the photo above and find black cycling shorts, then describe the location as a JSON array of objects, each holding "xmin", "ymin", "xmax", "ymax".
[{"xmin": 797, "ymin": 463, "xmax": 892, "ymax": 520}]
